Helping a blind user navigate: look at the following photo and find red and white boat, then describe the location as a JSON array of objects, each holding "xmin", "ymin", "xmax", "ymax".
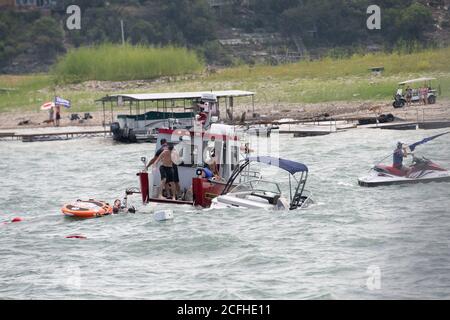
[{"xmin": 137, "ymin": 121, "xmax": 256, "ymax": 208}]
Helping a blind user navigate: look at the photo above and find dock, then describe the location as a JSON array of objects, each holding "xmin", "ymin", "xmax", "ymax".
[
  {"xmin": 0, "ymin": 127, "xmax": 111, "ymax": 142},
  {"xmin": 358, "ymin": 120, "xmax": 450, "ymax": 130},
  {"xmin": 278, "ymin": 121, "xmax": 355, "ymax": 137}
]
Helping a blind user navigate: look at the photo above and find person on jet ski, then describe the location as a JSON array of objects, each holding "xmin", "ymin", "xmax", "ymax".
[{"xmin": 393, "ymin": 142, "xmax": 412, "ymax": 175}]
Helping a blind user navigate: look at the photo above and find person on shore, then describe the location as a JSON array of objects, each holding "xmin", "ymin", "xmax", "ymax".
[
  {"xmin": 405, "ymin": 86, "xmax": 412, "ymax": 107},
  {"xmin": 420, "ymin": 86, "xmax": 428, "ymax": 105},
  {"xmin": 55, "ymin": 105, "xmax": 61, "ymax": 127},
  {"xmin": 48, "ymin": 106, "xmax": 55, "ymax": 126}
]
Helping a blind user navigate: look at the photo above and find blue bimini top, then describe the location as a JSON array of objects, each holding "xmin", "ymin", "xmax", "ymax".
[{"xmin": 247, "ymin": 156, "xmax": 308, "ymax": 175}]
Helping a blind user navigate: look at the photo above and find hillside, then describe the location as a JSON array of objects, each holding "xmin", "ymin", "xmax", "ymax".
[{"xmin": 1, "ymin": 0, "xmax": 450, "ymax": 74}]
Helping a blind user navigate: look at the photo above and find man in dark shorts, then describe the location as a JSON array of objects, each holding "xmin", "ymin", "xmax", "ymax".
[
  {"xmin": 146, "ymin": 138, "xmax": 168, "ymax": 169},
  {"xmin": 147, "ymin": 139, "xmax": 181, "ymax": 199},
  {"xmin": 55, "ymin": 105, "xmax": 61, "ymax": 127},
  {"xmin": 152, "ymin": 144, "xmax": 177, "ymax": 200},
  {"xmin": 146, "ymin": 139, "xmax": 170, "ymax": 198}
]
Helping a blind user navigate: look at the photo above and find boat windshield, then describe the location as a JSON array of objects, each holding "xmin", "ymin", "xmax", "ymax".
[{"xmin": 230, "ymin": 179, "xmax": 281, "ymax": 195}]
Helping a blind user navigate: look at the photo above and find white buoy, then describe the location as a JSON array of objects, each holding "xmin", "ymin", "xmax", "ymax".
[{"xmin": 153, "ymin": 209, "xmax": 174, "ymax": 222}]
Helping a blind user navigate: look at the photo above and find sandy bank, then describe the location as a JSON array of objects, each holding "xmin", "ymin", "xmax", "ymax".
[{"xmin": 0, "ymin": 99, "xmax": 448, "ymax": 131}]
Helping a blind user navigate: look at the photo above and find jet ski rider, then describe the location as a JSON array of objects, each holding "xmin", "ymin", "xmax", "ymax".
[{"xmin": 393, "ymin": 142, "xmax": 411, "ymax": 175}]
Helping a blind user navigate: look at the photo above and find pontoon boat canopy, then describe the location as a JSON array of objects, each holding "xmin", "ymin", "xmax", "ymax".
[
  {"xmin": 398, "ymin": 78, "xmax": 437, "ymax": 85},
  {"xmin": 97, "ymin": 90, "xmax": 255, "ymax": 102},
  {"xmin": 247, "ymin": 156, "xmax": 308, "ymax": 174}
]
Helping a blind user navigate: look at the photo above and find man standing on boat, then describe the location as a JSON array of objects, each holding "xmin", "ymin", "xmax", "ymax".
[
  {"xmin": 146, "ymin": 139, "xmax": 180, "ymax": 200},
  {"xmin": 146, "ymin": 139, "xmax": 169, "ymax": 168},
  {"xmin": 153, "ymin": 145, "xmax": 177, "ymax": 200},
  {"xmin": 146, "ymin": 139, "xmax": 169, "ymax": 198}
]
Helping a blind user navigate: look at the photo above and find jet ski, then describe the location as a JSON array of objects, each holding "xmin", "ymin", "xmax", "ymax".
[
  {"xmin": 358, "ymin": 156, "xmax": 450, "ymax": 187},
  {"xmin": 210, "ymin": 156, "xmax": 313, "ymax": 210},
  {"xmin": 359, "ymin": 131, "xmax": 450, "ymax": 187}
]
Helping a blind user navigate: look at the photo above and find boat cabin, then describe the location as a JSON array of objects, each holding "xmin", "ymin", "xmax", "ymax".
[
  {"xmin": 138, "ymin": 121, "xmax": 249, "ymax": 208},
  {"xmin": 97, "ymin": 91, "xmax": 255, "ymax": 143}
]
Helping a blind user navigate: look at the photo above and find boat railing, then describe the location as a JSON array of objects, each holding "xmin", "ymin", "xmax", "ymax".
[
  {"xmin": 230, "ymin": 178, "xmax": 282, "ymax": 195},
  {"xmin": 238, "ymin": 168, "xmax": 261, "ymax": 183},
  {"xmin": 295, "ymin": 189, "xmax": 313, "ymax": 210},
  {"xmin": 289, "ymin": 171, "xmax": 309, "ymax": 210}
]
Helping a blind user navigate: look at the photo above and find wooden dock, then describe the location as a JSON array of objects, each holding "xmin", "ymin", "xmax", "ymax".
[
  {"xmin": 278, "ymin": 121, "xmax": 354, "ymax": 137},
  {"xmin": 358, "ymin": 120, "xmax": 450, "ymax": 130},
  {"xmin": 0, "ymin": 129, "xmax": 111, "ymax": 142}
]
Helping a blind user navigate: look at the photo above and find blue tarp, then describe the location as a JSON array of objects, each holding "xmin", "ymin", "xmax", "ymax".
[
  {"xmin": 409, "ymin": 131, "xmax": 450, "ymax": 151},
  {"xmin": 247, "ymin": 156, "xmax": 308, "ymax": 174}
]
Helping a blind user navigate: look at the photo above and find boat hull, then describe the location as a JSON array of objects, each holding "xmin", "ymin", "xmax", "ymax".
[
  {"xmin": 358, "ymin": 172, "xmax": 450, "ymax": 187},
  {"xmin": 210, "ymin": 194, "xmax": 277, "ymax": 210}
]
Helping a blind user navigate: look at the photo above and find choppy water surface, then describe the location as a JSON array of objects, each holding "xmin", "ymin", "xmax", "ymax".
[{"xmin": 0, "ymin": 129, "xmax": 449, "ymax": 299}]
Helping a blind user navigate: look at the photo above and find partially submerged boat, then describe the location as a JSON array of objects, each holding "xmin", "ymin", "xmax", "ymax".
[
  {"xmin": 137, "ymin": 122, "xmax": 245, "ymax": 208},
  {"xmin": 359, "ymin": 132, "xmax": 450, "ymax": 187},
  {"xmin": 211, "ymin": 156, "xmax": 313, "ymax": 210}
]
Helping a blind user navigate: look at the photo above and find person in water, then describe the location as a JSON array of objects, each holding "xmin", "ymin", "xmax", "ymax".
[{"xmin": 112, "ymin": 199, "xmax": 136, "ymax": 214}]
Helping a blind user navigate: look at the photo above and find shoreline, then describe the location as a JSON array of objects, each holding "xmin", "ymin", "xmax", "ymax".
[{"xmin": 0, "ymin": 99, "xmax": 449, "ymax": 132}]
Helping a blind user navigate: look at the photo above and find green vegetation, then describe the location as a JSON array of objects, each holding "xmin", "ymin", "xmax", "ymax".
[
  {"xmin": 0, "ymin": 75, "xmax": 54, "ymax": 113},
  {"xmin": 0, "ymin": 12, "xmax": 64, "ymax": 70},
  {"xmin": 0, "ymin": 0, "xmax": 440, "ymax": 72},
  {"xmin": 1, "ymin": 47, "xmax": 449, "ymax": 113},
  {"xmin": 212, "ymin": 47, "xmax": 450, "ymax": 80},
  {"xmin": 230, "ymin": 0, "xmax": 434, "ymax": 48},
  {"xmin": 53, "ymin": 44, "xmax": 204, "ymax": 83}
]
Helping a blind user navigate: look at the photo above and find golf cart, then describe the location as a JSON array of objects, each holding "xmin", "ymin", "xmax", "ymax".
[{"xmin": 392, "ymin": 77, "xmax": 440, "ymax": 108}]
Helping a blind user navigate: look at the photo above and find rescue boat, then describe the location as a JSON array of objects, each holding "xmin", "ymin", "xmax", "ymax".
[{"xmin": 61, "ymin": 199, "xmax": 113, "ymax": 218}]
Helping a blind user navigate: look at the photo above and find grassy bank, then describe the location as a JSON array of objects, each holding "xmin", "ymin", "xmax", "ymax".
[
  {"xmin": 213, "ymin": 47, "xmax": 450, "ymax": 80},
  {"xmin": 1, "ymin": 47, "xmax": 449, "ymax": 113},
  {"xmin": 53, "ymin": 44, "xmax": 204, "ymax": 83}
]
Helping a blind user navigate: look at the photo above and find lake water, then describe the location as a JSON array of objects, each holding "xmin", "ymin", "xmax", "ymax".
[{"xmin": 0, "ymin": 128, "xmax": 449, "ymax": 299}]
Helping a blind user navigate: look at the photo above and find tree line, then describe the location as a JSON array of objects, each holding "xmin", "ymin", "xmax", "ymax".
[{"xmin": 0, "ymin": 0, "xmax": 442, "ymax": 71}]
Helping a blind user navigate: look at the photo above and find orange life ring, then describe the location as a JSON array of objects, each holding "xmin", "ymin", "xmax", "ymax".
[{"xmin": 61, "ymin": 200, "xmax": 113, "ymax": 218}]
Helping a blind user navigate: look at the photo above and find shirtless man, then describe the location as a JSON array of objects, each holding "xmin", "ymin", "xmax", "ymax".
[{"xmin": 154, "ymin": 145, "xmax": 177, "ymax": 200}]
